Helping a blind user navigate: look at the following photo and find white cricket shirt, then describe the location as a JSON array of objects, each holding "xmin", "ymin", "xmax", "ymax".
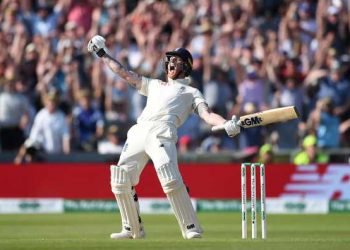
[
  {"xmin": 137, "ymin": 77, "xmax": 206, "ymax": 128},
  {"xmin": 28, "ymin": 108, "xmax": 70, "ymax": 154}
]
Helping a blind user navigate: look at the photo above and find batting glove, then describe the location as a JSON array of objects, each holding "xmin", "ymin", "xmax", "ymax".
[
  {"xmin": 87, "ymin": 35, "xmax": 106, "ymax": 57},
  {"xmin": 224, "ymin": 115, "xmax": 241, "ymax": 137}
]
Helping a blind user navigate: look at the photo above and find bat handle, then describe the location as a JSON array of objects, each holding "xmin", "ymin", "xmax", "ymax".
[
  {"xmin": 211, "ymin": 124, "xmax": 225, "ymax": 132},
  {"xmin": 211, "ymin": 119, "xmax": 242, "ymax": 132}
]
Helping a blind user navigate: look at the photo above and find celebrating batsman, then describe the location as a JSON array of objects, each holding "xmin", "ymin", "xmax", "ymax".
[{"xmin": 87, "ymin": 35, "xmax": 241, "ymax": 239}]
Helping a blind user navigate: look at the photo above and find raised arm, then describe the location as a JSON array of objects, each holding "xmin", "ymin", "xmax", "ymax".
[
  {"xmin": 87, "ymin": 35, "xmax": 142, "ymax": 90},
  {"xmin": 101, "ymin": 53, "xmax": 142, "ymax": 89},
  {"xmin": 196, "ymin": 103, "xmax": 241, "ymax": 137}
]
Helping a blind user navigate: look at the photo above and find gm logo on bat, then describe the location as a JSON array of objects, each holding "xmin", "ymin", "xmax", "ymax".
[{"xmin": 241, "ymin": 116, "xmax": 263, "ymax": 127}]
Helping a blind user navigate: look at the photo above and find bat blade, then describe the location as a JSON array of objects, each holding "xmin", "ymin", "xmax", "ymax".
[
  {"xmin": 239, "ymin": 106, "xmax": 299, "ymax": 128},
  {"xmin": 211, "ymin": 106, "xmax": 300, "ymax": 131}
]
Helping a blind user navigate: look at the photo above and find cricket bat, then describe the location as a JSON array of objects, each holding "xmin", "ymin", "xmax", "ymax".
[{"xmin": 212, "ymin": 106, "xmax": 300, "ymax": 131}]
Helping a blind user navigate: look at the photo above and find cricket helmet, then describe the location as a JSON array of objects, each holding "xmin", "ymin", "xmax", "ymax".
[{"xmin": 164, "ymin": 48, "xmax": 193, "ymax": 77}]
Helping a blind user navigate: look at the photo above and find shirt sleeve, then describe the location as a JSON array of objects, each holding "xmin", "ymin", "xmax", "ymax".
[
  {"xmin": 60, "ymin": 114, "xmax": 70, "ymax": 139},
  {"xmin": 192, "ymin": 89, "xmax": 207, "ymax": 112},
  {"xmin": 138, "ymin": 76, "xmax": 152, "ymax": 96},
  {"xmin": 28, "ymin": 111, "xmax": 44, "ymax": 145}
]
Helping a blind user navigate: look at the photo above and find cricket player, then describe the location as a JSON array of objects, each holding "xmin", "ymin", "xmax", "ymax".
[{"xmin": 87, "ymin": 35, "xmax": 241, "ymax": 239}]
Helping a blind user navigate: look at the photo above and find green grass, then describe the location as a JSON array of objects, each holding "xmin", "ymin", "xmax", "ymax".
[{"xmin": 0, "ymin": 213, "xmax": 349, "ymax": 250}]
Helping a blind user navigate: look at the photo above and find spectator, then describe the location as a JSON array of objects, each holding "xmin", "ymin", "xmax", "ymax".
[
  {"xmin": 17, "ymin": 43, "xmax": 38, "ymax": 97},
  {"xmin": 308, "ymin": 97, "xmax": 340, "ymax": 148},
  {"xmin": 271, "ymin": 79, "xmax": 302, "ymax": 149},
  {"xmin": 204, "ymin": 66, "xmax": 233, "ymax": 117},
  {"xmin": 258, "ymin": 143, "xmax": 274, "ymax": 164},
  {"xmin": 105, "ymin": 79, "xmax": 129, "ymax": 123},
  {"xmin": 316, "ymin": 60, "xmax": 350, "ymax": 119},
  {"xmin": 0, "ymin": 79, "xmax": 31, "ymax": 151},
  {"xmin": 97, "ymin": 124, "xmax": 123, "ymax": 154},
  {"xmin": 67, "ymin": 0, "xmax": 94, "ymax": 33},
  {"xmin": 236, "ymin": 64, "xmax": 269, "ymax": 113},
  {"xmin": 293, "ymin": 134, "xmax": 329, "ymax": 165},
  {"xmin": 190, "ymin": 53, "xmax": 204, "ymax": 92},
  {"xmin": 17, "ymin": 0, "xmax": 35, "ymax": 36},
  {"xmin": 31, "ymin": 3, "xmax": 61, "ymax": 37},
  {"xmin": 238, "ymin": 102, "xmax": 264, "ymax": 149},
  {"xmin": 72, "ymin": 89, "xmax": 104, "ymax": 151},
  {"xmin": 190, "ymin": 18, "xmax": 213, "ymax": 56},
  {"xmin": 298, "ymin": 2, "xmax": 317, "ymax": 45},
  {"xmin": 321, "ymin": 4, "xmax": 349, "ymax": 55},
  {"xmin": 22, "ymin": 90, "xmax": 70, "ymax": 154}
]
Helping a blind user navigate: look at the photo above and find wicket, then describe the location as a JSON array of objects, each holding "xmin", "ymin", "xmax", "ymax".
[{"xmin": 241, "ymin": 163, "xmax": 266, "ymax": 239}]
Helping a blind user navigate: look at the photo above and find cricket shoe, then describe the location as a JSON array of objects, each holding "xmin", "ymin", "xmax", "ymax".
[
  {"xmin": 110, "ymin": 227, "xmax": 145, "ymax": 240},
  {"xmin": 184, "ymin": 230, "xmax": 202, "ymax": 239}
]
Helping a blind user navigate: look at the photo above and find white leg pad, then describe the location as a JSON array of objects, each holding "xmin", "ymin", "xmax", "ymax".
[
  {"xmin": 110, "ymin": 165, "xmax": 142, "ymax": 239},
  {"xmin": 167, "ymin": 185, "xmax": 203, "ymax": 239},
  {"xmin": 156, "ymin": 163, "xmax": 203, "ymax": 239}
]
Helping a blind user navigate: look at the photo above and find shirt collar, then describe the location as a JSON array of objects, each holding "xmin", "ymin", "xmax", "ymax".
[{"xmin": 167, "ymin": 77, "xmax": 190, "ymax": 85}]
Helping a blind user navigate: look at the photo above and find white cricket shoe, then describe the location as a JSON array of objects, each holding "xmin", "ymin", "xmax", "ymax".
[
  {"xmin": 184, "ymin": 231, "xmax": 202, "ymax": 239},
  {"xmin": 110, "ymin": 228, "xmax": 145, "ymax": 240}
]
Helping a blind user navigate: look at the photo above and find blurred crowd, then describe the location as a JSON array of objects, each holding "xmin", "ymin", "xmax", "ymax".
[{"xmin": 0, "ymin": 0, "xmax": 350, "ymax": 163}]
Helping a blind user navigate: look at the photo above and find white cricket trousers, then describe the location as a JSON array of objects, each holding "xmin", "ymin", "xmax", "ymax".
[{"xmin": 117, "ymin": 121, "xmax": 178, "ymax": 184}]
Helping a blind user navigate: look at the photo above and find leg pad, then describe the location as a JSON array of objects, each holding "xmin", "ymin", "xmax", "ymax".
[
  {"xmin": 110, "ymin": 165, "xmax": 142, "ymax": 238},
  {"xmin": 155, "ymin": 163, "xmax": 203, "ymax": 238}
]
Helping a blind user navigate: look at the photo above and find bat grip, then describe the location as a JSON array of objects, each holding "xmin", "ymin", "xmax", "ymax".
[
  {"xmin": 211, "ymin": 124, "xmax": 225, "ymax": 132},
  {"xmin": 211, "ymin": 120, "xmax": 242, "ymax": 132}
]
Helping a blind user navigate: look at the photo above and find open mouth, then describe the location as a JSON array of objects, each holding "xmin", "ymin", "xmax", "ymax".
[{"xmin": 169, "ymin": 63, "xmax": 176, "ymax": 74}]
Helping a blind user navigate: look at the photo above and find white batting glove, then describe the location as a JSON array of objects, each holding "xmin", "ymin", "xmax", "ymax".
[
  {"xmin": 87, "ymin": 35, "xmax": 106, "ymax": 57},
  {"xmin": 224, "ymin": 115, "xmax": 241, "ymax": 137}
]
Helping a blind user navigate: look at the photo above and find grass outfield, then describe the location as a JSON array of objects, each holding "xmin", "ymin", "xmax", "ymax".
[{"xmin": 0, "ymin": 213, "xmax": 349, "ymax": 250}]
